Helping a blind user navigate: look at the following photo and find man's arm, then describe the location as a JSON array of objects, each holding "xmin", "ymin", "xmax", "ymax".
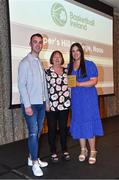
[{"xmin": 18, "ymin": 61, "xmax": 31, "ymax": 108}]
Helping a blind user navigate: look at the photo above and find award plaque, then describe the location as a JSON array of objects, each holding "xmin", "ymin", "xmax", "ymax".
[{"xmin": 68, "ymin": 75, "xmax": 76, "ymax": 87}]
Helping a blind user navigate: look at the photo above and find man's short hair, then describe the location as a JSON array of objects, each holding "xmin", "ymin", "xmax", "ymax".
[{"xmin": 30, "ymin": 33, "xmax": 43, "ymax": 42}]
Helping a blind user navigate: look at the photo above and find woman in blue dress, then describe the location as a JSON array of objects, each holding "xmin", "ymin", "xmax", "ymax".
[{"xmin": 68, "ymin": 42, "xmax": 104, "ymax": 164}]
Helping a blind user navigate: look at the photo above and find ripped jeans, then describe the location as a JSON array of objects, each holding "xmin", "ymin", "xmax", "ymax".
[{"xmin": 21, "ymin": 104, "xmax": 45, "ymax": 161}]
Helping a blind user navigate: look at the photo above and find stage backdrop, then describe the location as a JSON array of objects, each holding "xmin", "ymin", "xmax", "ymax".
[
  {"xmin": 0, "ymin": 0, "xmax": 119, "ymax": 145},
  {"xmin": 8, "ymin": 0, "xmax": 114, "ymax": 106}
]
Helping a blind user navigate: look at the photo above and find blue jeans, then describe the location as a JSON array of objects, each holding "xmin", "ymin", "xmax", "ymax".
[{"xmin": 21, "ymin": 104, "xmax": 45, "ymax": 161}]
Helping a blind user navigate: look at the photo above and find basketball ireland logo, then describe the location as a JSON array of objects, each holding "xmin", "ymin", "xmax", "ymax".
[{"xmin": 51, "ymin": 2, "xmax": 67, "ymax": 27}]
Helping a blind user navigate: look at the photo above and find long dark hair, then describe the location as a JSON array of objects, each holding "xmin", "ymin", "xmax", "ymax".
[{"xmin": 68, "ymin": 42, "xmax": 87, "ymax": 78}]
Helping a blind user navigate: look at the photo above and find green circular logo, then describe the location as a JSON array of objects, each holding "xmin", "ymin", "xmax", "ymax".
[{"xmin": 51, "ymin": 3, "xmax": 67, "ymax": 27}]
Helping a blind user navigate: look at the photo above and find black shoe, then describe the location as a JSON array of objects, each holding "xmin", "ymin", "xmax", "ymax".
[{"xmin": 61, "ymin": 152, "xmax": 71, "ymax": 161}]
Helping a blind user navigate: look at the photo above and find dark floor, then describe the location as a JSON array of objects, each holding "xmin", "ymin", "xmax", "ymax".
[{"xmin": 0, "ymin": 115, "xmax": 119, "ymax": 179}]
